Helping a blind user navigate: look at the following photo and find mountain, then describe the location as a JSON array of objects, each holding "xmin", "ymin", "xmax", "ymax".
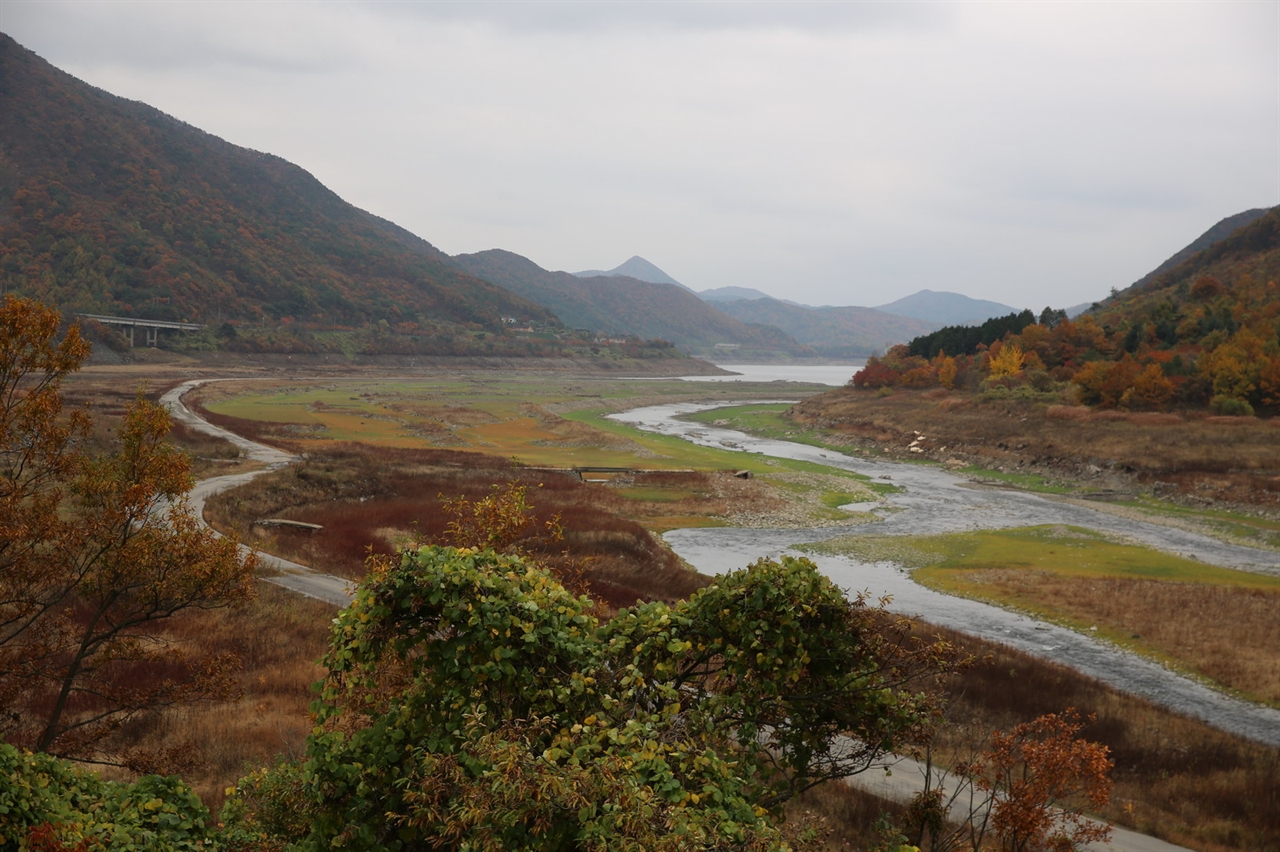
[
  {"xmin": 572, "ymin": 256, "xmax": 693, "ymax": 291},
  {"xmin": 710, "ymin": 297, "xmax": 935, "ymax": 358},
  {"xmin": 1103, "ymin": 206, "xmax": 1279, "ymax": 311},
  {"xmin": 860, "ymin": 207, "xmax": 1280, "ymax": 415},
  {"xmin": 699, "ymin": 286, "xmax": 788, "ymax": 303},
  {"xmin": 874, "ymin": 290, "xmax": 1020, "ymax": 326},
  {"xmin": 1126, "ymin": 208, "xmax": 1273, "ymax": 293},
  {"xmin": 0, "ymin": 34, "xmax": 553, "ymax": 331},
  {"xmin": 451, "ymin": 250, "xmax": 811, "ymax": 357}
]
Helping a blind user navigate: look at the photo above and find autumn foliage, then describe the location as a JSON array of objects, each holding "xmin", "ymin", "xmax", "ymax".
[
  {"xmin": 0, "ymin": 296, "xmax": 257, "ymax": 769},
  {"xmin": 852, "ymin": 209, "xmax": 1280, "ymax": 415}
]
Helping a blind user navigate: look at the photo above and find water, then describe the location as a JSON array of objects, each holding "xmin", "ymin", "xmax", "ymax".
[
  {"xmin": 610, "ymin": 400, "xmax": 1280, "ymax": 747},
  {"xmin": 677, "ymin": 363, "xmax": 863, "ymax": 386}
]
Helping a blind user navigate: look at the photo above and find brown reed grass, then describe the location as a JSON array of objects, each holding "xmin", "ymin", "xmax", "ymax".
[
  {"xmin": 928, "ymin": 625, "xmax": 1280, "ymax": 852},
  {"xmin": 203, "ymin": 442, "xmax": 710, "ymax": 609},
  {"xmin": 794, "ymin": 388, "xmax": 1280, "ymax": 508},
  {"xmin": 959, "ymin": 570, "xmax": 1280, "ymax": 705}
]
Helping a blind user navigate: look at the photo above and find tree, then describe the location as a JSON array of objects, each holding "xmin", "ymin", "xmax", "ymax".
[
  {"xmin": 226, "ymin": 547, "xmax": 962, "ymax": 849},
  {"xmin": 1125, "ymin": 363, "xmax": 1175, "ymax": 411},
  {"xmin": 895, "ymin": 711, "xmax": 1112, "ymax": 852},
  {"xmin": 937, "ymin": 355, "xmax": 958, "ymax": 390},
  {"xmin": 987, "ymin": 343, "xmax": 1025, "ymax": 380},
  {"xmin": 0, "ymin": 295, "xmax": 257, "ymax": 769},
  {"xmin": 955, "ymin": 710, "xmax": 1112, "ymax": 852}
]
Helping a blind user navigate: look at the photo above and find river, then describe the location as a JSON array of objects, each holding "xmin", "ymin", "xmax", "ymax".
[{"xmin": 609, "ymin": 400, "xmax": 1280, "ymax": 748}]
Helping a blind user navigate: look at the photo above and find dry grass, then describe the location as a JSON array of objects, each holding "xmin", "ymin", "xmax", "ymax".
[
  {"xmin": 957, "ymin": 570, "xmax": 1280, "ymax": 705},
  {"xmin": 203, "ymin": 442, "xmax": 711, "ymax": 610},
  {"xmin": 785, "ymin": 782, "xmax": 908, "ymax": 851},
  {"xmin": 96, "ymin": 585, "xmax": 332, "ymax": 813},
  {"xmin": 928, "ymin": 625, "xmax": 1280, "ymax": 852},
  {"xmin": 794, "ymin": 388, "xmax": 1280, "ymax": 509}
]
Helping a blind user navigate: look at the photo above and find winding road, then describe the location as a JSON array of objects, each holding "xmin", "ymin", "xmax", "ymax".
[{"xmin": 161, "ymin": 380, "xmax": 355, "ymax": 606}]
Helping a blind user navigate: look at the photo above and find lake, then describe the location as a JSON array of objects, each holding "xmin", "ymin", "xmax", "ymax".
[{"xmin": 678, "ymin": 363, "xmax": 864, "ymax": 386}]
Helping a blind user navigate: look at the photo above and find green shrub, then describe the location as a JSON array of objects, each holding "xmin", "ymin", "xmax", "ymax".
[{"xmin": 0, "ymin": 743, "xmax": 218, "ymax": 851}]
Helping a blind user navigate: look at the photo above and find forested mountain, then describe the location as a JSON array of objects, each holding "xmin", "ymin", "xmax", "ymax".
[
  {"xmin": 0, "ymin": 34, "xmax": 553, "ymax": 330},
  {"xmin": 1127, "ymin": 208, "xmax": 1273, "ymax": 292},
  {"xmin": 873, "ymin": 289, "xmax": 1019, "ymax": 325},
  {"xmin": 853, "ymin": 207, "xmax": 1280, "ymax": 415},
  {"xmin": 710, "ymin": 296, "xmax": 934, "ymax": 358},
  {"xmin": 451, "ymin": 250, "xmax": 811, "ymax": 357}
]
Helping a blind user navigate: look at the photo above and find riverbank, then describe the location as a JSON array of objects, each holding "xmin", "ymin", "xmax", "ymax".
[{"xmin": 789, "ymin": 386, "xmax": 1280, "ymax": 517}]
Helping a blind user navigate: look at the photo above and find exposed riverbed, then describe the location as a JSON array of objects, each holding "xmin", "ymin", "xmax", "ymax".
[{"xmin": 610, "ymin": 401, "xmax": 1280, "ymax": 748}]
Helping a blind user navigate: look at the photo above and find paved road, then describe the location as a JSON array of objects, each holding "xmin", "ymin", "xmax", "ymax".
[
  {"xmin": 161, "ymin": 381, "xmax": 355, "ymax": 606},
  {"xmin": 853, "ymin": 753, "xmax": 1193, "ymax": 852}
]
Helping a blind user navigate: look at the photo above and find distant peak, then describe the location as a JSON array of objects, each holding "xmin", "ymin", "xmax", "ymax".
[{"xmin": 573, "ymin": 256, "xmax": 690, "ymax": 291}]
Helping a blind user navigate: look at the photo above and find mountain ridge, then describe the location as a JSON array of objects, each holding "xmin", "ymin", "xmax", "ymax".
[
  {"xmin": 451, "ymin": 249, "xmax": 811, "ymax": 357},
  {"xmin": 0, "ymin": 34, "xmax": 553, "ymax": 332},
  {"xmin": 710, "ymin": 297, "xmax": 935, "ymax": 358},
  {"xmin": 873, "ymin": 289, "xmax": 1020, "ymax": 326}
]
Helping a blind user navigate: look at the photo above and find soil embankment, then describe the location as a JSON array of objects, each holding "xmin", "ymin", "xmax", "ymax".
[
  {"xmin": 86, "ymin": 346, "xmax": 731, "ymax": 378},
  {"xmin": 791, "ymin": 387, "xmax": 1280, "ymax": 514}
]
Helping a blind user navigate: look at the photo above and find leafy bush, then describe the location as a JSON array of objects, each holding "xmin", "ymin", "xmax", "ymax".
[
  {"xmin": 0, "ymin": 742, "xmax": 218, "ymax": 851},
  {"xmin": 1209, "ymin": 395, "xmax": 1255, "ymax": 417},
  {"xmin": 224, "ymin": 547, "xmax": 961, "ymax": 850}
]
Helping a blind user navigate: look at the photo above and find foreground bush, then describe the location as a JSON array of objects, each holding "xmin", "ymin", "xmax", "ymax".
[
  {"xmin": 224, "ymin": 547, "xmax": 960, "ymax": 850},
  {"xmin": 0, "ymin": 742, "xmax": 218, "ymax": 850}
]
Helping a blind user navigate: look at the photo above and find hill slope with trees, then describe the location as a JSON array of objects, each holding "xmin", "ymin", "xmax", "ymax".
[
  {"xmin": 0, "ymin": 34, "xmax": 554, "ymax": 333},
  {"xmin": 845, "ymin": 207, "xmax": 1280, "ymax": 416}
]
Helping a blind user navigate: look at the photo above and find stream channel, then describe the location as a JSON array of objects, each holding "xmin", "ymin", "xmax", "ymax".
[{"xmin": 609, "ymin": 401, "xmax": 1280, "ymax": 748}]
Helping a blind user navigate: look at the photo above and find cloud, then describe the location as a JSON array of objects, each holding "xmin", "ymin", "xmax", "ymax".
[
  {"xmin": 366, "ymin": 0, "xmax": 951, "ymax": 36},
  {"xmin": 2, "ymin": 0, "xmax": 1276, "ymax": 308}
]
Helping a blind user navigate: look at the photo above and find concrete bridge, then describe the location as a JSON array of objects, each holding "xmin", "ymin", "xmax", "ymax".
[{"xmin": 76, "ymin": 313, "xmax": 205, "ymax": 347}]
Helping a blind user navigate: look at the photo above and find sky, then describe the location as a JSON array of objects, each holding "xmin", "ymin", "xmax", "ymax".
[{"xmin": 3, "ymin": 1, "xmax": 1277, "ymax": 310}]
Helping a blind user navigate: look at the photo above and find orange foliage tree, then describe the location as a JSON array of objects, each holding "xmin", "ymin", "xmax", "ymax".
[
  {"xmin": 0, "ymin": 296, "xmax": 257, "ymax": 769},
  {"xmin": 957, "ymin": 710, "xmax": 1113, "ymax": 852}
]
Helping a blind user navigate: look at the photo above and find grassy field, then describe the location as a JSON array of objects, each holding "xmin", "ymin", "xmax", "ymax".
[
  {"xmin": 195, "ymin": 376, "xmax": 881, "ymax": 530},
  {"xmin": 801, "ymin": 525, "xmax": 1280, "ymax": 707}
]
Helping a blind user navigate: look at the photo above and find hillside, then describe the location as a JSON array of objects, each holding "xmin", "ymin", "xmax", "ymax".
[
  {"xmin": 842, "ymin": 206, "xmax": 1280, "ymax": 416},
  {"xmin": 1113, "ymin": 207, "xmax": 1280, "ymax": 304},
  {"xmin": 451, "ymin": 250, "xmax": 811, "ymax": 357},
  {"xmin": 873, "ymin": 289, "xmax": 1019, "ymax": 325},
  {"xmin": 0, "ymin": 35, "xmax": 553, "ymax": 332},
  {"xmin": 711, "ymin": 297, "xmax": 935, "ymax": 358},
  {"xmin": 1127, "ymin": 208, "xmax": 1273, "ymax": 292}
]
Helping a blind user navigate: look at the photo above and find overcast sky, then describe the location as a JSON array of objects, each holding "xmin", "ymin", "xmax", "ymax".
[{"xmin": 4, "ymin": 1, "xmax": 1277, "ymax": 309}]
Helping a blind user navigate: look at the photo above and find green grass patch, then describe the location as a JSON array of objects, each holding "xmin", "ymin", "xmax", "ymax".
[
  {"xmin": 680, "ymin": 404, "xmax": 856, "ymax": 454},
  {"xmin": 905, "ymin": 525, "xmax": 1280, "ymax": 589},
  {"xmin": 795, "ymin": 535, "xmax": 940, "ymax": 568},
  {"xmin": 957, "ymin": 465, "xmax": 1075, "ymax": 494},
  {"xmin": 1117, "ymin": 497, "xmax": 1280, "ymax": 550},
  {"xmin": 798, "ymin": 525, "xmax": 1280, "ymax": 700}
]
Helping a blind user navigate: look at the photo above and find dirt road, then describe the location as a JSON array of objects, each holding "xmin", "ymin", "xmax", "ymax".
[{"xmin": 161, "ymin": 380, "xmax": 355, "ymax": 606}]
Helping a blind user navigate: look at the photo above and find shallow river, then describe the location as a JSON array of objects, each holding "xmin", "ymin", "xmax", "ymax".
[{"xmin": 610, "ymin": 401, "xmax": 1280, "ymax": 747}]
